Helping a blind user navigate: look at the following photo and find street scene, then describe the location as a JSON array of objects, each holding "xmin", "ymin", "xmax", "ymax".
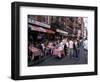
[{"xmin": 28, "ymin": 15, "xmax": 88, "ymax": 66}]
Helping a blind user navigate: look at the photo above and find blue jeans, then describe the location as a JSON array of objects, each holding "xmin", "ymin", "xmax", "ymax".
[{"xmin": 69, "ymin": 48, "xmax": 73, "ymax": 58}]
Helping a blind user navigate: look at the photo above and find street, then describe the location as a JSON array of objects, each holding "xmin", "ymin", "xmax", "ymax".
[{"xmin": 28, "ymin": 45, "xmax": 88, "ymax": 66}]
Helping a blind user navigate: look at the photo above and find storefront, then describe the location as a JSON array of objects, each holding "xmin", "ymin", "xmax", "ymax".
[{"xmin": 28, "ymin": 24, "xmax": 55, "ymax": 44}]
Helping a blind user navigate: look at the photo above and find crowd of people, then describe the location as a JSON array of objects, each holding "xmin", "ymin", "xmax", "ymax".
[{"xmin": 28, "ymin": 36, "xmax": 88, "ymax": 62}]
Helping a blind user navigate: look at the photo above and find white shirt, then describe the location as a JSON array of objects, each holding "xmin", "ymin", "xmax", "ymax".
[
  {"xmin": 83, "ymin": 40, "xmax": 88, "ymax": 50},
  {"xmin": 75, "ymin": 41, "xmax": 77, "ymax": 46},
  {"xmin": 59, "ymin": 42, "xmax": 64, "ymax": 49},
  {"xmin": 69, "ymin": 40, "xmax": 73, "ymax": 48},
  {"xmin": 41, "ymin": 44, "xmax": 45, "ymax": 50},
  {"xmin": 66, "ymin": 42, "xmax": 69, "ymax": 47}
]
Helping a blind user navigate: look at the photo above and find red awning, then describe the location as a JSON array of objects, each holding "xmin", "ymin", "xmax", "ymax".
[
  {"xmin": 45, "ymin": 29, "xmax": 55, "ymax": 34},
  {"xmin": 29, "ymin": 24, "xmax": 55, "ymax": 34}
]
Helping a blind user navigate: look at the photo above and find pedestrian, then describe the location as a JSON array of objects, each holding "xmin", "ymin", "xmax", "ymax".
[
  {"xmin": 79, "ymin": 37, "xmax": 83, "ymax": 48},
  {"xmin": 41, "ymin": 42, "xmax": 46, "ymax": 55},
  {"xmin": 66, "ymin": 38, "xmax": 69, "ymax": 56},
  {"xmin": 83, "ymin": 38, "xmax": 88, "ymax": 51},
  {"xmin": 59, "ymin": 40, "xmax": 64, "ymax": 49},
  {"xmin": 64, "ymin": 42, "xmax": 67, "ymax": 55},
  {"xmin": 68, "ymin": 38, "xmax": 74, "ymax": 58},
  {"xmin": 73, "ymin": 39, "xmax": 80, "ymax": 58}
]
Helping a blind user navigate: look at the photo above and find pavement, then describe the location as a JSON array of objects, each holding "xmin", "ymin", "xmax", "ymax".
[{"xmin": 28, "ymin": 45, "xmax": 88, "ymax": 67}]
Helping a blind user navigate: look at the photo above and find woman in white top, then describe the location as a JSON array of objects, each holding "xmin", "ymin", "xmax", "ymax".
[{"xmin": 68, "ymin": 38, "xmax": 74, "ymax": 58}]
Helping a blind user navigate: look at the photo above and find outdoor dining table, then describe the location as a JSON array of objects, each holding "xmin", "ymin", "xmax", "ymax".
[
  {"xmin": 52, "ymin": 47, "xmax": 65, "ymax": 58},
  {"xmin": 29, "ymin": 47, "xmax": 43, "ymax": 60}
]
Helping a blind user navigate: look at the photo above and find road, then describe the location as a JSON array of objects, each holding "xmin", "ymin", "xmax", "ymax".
[{"xmin": 28, "ymin": 46, "xmax": 88, "ymax": 66}]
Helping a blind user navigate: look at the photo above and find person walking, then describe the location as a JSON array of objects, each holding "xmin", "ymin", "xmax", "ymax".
[
  {"xmin": 73, "ymin": 39, "xmax": 80, "ymax": 58},
  {"xmin": 69, "ymin": 38, "xmax": 74, "ymax": 58},
  {"xmin": 65, "ymin": 38, "xmax": 69, "ymax": 56},
  {"xmin": 64, "ymin": 42, "xmax": 67, "ymax": 55}
]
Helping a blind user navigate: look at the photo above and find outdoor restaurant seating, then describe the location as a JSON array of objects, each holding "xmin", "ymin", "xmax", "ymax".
[
  {"xmin": 52, "ymin": 47, "xmax": 65, "ymax": 58},
  {"xmin": 29, "ymin": 46, "xmax": 43, "ymax": 61}
]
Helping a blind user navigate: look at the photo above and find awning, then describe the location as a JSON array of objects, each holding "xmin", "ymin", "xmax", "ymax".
[
  {"xmin": 46, "ymin": 29, "xmax": 55, "ymax": 34},
  {"xmin": 28, "ymin": 18, "xmax": 50, "ymax": 28},
  {"xmin": 29, "ymin": 24, "xmax": 55, "ymax": 34},
  {"xmin": 56, "ymin": 29, "xmax": 68, "ymax": 35}
]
